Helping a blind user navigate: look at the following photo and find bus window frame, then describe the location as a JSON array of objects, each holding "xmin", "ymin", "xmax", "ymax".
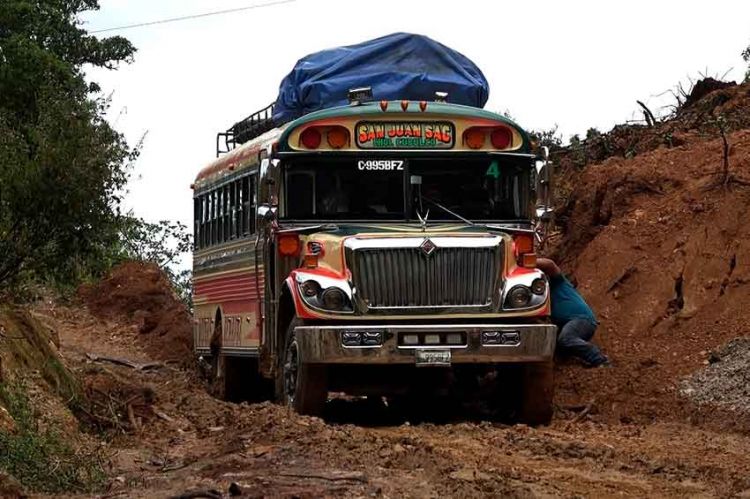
[
  {"xmin": 276, "ymin": 151, "xmax": 535, "ymax": 224},
  {"xmin": 193, "ymin": 169, "xmax": 259, "ymax": 250}
]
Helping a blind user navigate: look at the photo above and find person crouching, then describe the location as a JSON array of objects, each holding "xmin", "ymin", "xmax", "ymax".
[{"xmin": 536, "ymin": 258, "xmax": 609, "ymax": 367}]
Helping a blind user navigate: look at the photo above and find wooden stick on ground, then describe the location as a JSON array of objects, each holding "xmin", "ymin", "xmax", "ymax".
[
  {"xmin": 277, "ymin": 470, "xmax": 368, "ymax": 483},
  {"xmin": 86, "ymin": 352, "xmax": 164, "ymax": 371},
  {"xmin": 168, "ymin": 489, "xmax": 222, "ymax": 499},
  {"xmin": 564, "ymin": 398, "xmax": 596, "ymax": 430}
]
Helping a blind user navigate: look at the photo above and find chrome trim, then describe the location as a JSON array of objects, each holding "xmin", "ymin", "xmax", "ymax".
[
  {"xmin": 293, "ymin": 271, "xmax": 355, "ymax": 314},
  {"xmin": 501, "ymin": 270, "xmax": 549, "ymax": 311},
  {"xmin": 345, "ymin": 235, "xmax": 504, "ymax": 251},
  {"xmin": 345, "ymin": 236, "xmax": 504, "ymax": 311},
  {"xmin": 294, "ymin": 271, "xmax": 353, "ymax": 299},
  {"xmin": 294, "ymin": 323, "xmax": 557, "ymax": 364},
  {"xmin": 194, "ymin": 346, "xmax": 260, "ymax": 358}
]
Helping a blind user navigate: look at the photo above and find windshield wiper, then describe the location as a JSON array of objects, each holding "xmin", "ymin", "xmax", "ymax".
[
  {"xmin": 419, "ymin": 194, "xmax": 475, "ymax": 226},
  {"xmin": 276, "ymin": 223, "xmax": 339, "ymax": 234}
]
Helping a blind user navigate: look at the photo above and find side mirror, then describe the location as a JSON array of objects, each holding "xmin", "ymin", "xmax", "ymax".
[
  {"xmin": 534, "ymin": 148, "xmax": 554, "ymax": 244},
  {"xmin": 536, "ymin": 206, "xmax": 554, "ymax": 222},
  {"xmin": 257, "ymin": 203, "xmax": 277, "ymax": 222}
]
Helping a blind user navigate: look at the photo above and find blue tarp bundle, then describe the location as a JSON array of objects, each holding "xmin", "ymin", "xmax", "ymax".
[{"xmin": 273, "ymin": 33, "xmax": 489, "ymax": 124}]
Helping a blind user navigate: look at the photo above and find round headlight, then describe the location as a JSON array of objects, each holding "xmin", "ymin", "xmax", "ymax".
[
  {"xmin": 321, "ymin": 287, "xmax": 347, "ymax": 310},
  {"xmin": 531, "ymin": 278, "xmax": 546, "ymax": 295},
  {"xmin": 508, "ymin": 286, "xmax": 532, "ymax": 308},
  {"xmin": 300, "ymin": 280, "xmax": 320, "ymax": 298}
]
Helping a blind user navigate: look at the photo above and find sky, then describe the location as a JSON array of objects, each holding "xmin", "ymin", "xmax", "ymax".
[{"xmin": 81, "ymin": 0, "xmax": 750, "ymax": 232}]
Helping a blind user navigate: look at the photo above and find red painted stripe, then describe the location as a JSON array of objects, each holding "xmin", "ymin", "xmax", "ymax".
[
  {"xmin": 195, "ymin": 288, "xmax": 264, "ymax": 300},
  {"xmin": 194, "ymin": 268, "xmax": 257, "ymax": 279},
  {"xmin": 194, "ymin": 273, "xmax": 257, "ymax": 286},
  {"xmin": 195, "ymin": 280, "xmax": 262, "ymax": 293},
  {"xmin": 195, "ymin": 146, "xmax": 261, "ymax": 182},
  {"xmin": 195, "ymin": 288, "xmax": 260, "ymax": 298},
  {"xmin": 197, "ymin": 293, "xmax": 260, "ymax": 302},
  {"xmin": 222, "ymin": 301, "xmax": 255, "ymax": 314},
  {"xmin": 194, "ymin": 276, "xmax": 263, "ymax": 290}
]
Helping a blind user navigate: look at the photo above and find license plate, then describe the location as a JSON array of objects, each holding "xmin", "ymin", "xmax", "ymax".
[{"xmin": 415, "ymin": 349, "xmax": 451, "ymax": 367}]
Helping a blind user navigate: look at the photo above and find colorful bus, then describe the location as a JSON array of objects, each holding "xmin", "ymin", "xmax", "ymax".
[{"xmin": 192, "ymin": 94, "xmax": 556, "ymax": 424}]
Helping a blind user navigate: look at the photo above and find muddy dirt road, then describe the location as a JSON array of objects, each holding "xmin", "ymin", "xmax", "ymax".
[
  {"xmin": 32, "ymin": 296, "xmax": 748, "ymax": 499},
  {"xmin": 19, "ymin": 84, "xmax": 750, "ymax": 497}
]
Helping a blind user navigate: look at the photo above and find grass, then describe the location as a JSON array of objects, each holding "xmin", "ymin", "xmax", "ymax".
[{"xmin": 0, "ymin": 381, "xmax": 107, "ymax": 494}]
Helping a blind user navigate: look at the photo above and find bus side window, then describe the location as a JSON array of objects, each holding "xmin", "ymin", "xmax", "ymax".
[
  {"xmin": 194, "ymin": 196, "xmax": 201, "ymax": 249},
  {"xmin": 211, "ymin": 190, "xmax": 217, "ymax": 246},
  {"xmin": 230, "ymin": 180, "xmax": 237, "ymax": 239},
  {"xmin": 223, "ymin": 184, "xmax": 230, "ymax": 242},
  {"xmin": 207, "ymin": 192, "xmax": 212, "ymax": 247},
  {"xmin": 249, "ymin": 175, "xmax": 256, "ymax": 234},
  {"xmin": 220, "ymin": 186, "xmax": 225, "ymax": 243},
  {"xmin": 236, "ymin": 179, "xmax": 243, "ymax": 237},
  {"xmin": 221, "ymin": 187, "xmax": 227, "ymax": 243},
  {"xmin": 203, "ymin": 194, "xmax": 208, "ymax": 246},
  {"xmin": 241, "ymin": 176, "xmax": 251, "ymax": 235}
]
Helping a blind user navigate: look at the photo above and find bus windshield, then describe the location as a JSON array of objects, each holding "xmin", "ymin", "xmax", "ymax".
[{"xmin": 281, "ymin": 156, "xmax": 531, "ymax": 222}]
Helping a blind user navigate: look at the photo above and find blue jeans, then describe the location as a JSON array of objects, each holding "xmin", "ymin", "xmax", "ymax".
[{"xmin": 557, "ymin": 318, "xmax": 607, "ymax": 366}]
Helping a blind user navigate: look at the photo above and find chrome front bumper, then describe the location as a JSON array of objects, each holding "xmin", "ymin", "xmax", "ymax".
[{"xmin": 294, "ymin": 323, "xmax": 557, "ymax": 365}]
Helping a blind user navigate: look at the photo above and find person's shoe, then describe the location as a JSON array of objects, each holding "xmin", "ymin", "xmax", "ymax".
[{"xmin": 585, "ymin": 356, "xmax": 611, "ymax": 368}]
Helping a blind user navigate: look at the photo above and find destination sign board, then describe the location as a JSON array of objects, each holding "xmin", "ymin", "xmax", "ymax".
[{"xmin": 356, "ymin": 121, "xmax": 455, "ymax": 149}]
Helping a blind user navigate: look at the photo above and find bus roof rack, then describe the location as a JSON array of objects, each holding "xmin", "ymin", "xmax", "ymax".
[{"xmin": 216, "ymin": 102, "xmax": 276, "ymax": 157}]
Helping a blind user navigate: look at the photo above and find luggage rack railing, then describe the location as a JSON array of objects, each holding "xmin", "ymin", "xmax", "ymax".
[{"xmin": 216, "ymin": 103, "xmax": 276, "ymax": 157}]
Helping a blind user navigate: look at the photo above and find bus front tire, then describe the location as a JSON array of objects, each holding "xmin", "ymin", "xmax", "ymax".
[
  {"xmin": 280, "ymin": 320, "xmax": 327, "ymax": 416},
  {"xmin": 518, "ymin": 360, "xmax": 554, "ymax": 426}
]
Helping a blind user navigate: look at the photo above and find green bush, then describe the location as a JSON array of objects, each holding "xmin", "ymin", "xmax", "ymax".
[
  {"xmin": 0, "ymin": 1, "xmax": 135, "ymax": 292},
  {"xmin": 0, "ymin": 382, "xmax": 106, "ymax": 493}
]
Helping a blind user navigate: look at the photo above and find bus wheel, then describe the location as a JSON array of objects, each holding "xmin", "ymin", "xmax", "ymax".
[
  {"xmin": 281, "ymin": 319, "xmax": 327, "ymax": 416},
  {"xmin": 518, "ymin": 360, "xmax": 554, "ymax": 426}
]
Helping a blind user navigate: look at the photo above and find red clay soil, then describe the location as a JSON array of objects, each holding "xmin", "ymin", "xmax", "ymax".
[
  {"xmin": 78, "ymin": 261, "xmax": 192, "ymax": 363},
  {"xmin": 27, "ymin": 80, "xmax": 750, "ymax": 498},
  {"xmin": 552, "ymin": 127, "xmax": 750, "ymax": 430}
]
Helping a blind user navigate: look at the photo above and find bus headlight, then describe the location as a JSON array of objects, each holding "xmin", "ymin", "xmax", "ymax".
[
  {"xmin": 507, "ymin": 286, "xmax": 533, "ymax": 308},
  {"xmin": 296, "ymin": 277, "xmax": 353, "ymax": 313},
  {"xmin": 321, "ymin": 287, "xmax": 347, "ymax": 310},
  {"xmin": 530, "ymin": 278, "xmax": 547, "ymax": 295}
]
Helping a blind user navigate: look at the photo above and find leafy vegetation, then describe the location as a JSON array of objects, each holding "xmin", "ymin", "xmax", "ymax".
[
  {"xmin": 743, "ymin": 42, "xmax": 750, "ymax": 82},
  {"xmin": 0, "ymin": 381, "xmax": 106, "ymax": 493},
  {"xmin": 118, "ymin": 217, "xmax": 194, "ymax": 306},
  {"xmin": 0, "ymin": 1, "xmax": 135, "ymax": 291},
  {"xmin": 0, "ymin": 1, "xmax": 194, "ymax": 298}
]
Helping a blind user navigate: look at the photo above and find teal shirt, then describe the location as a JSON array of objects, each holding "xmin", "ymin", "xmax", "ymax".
[{"xmin": 549, "ymin": 274, "xmax": 596, "ymax": 326}]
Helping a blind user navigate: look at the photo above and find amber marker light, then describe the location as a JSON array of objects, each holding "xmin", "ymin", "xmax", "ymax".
[
  {"xmin": 419, "ymin": 101, "xmax": 427, "ymax": 112},
  {"xmin": 513, "ymin": 233, "xmax": 536, "ymax": 268},
  {"xmin": 401, "ymin": 100, "xmax": 409, "ymax": 111},
  {"xmin": 380, "ymin": 100, "xmax": 388, "ymax": 111},
  {"xmin": 521, "ymin": 253, "xmax": 538, "ymax": 269},
  {"xmin": 278, "ymin": 234, "xmax": 301, "ymax": 257},
  {"xmin": 514, "ymin": 233, "xmax": 534, "ymax": 256},
  {"xmin": 303, "ymin": 254, "xmax": 319, "ymax": 268},
  {"xmin": 326, "ymin": 126, "xmax": 349, "ymax": 149}
]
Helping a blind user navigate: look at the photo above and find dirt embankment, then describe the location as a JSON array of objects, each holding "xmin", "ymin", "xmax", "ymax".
[
  {"xmin": 79, "ymin": 261, "xmax": 193, "ymax": 363},
  {"xmin": 549, "ymin": 80, "xmax": 750, "ymax": 430}
]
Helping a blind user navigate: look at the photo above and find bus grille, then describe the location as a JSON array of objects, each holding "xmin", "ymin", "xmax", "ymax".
[{"xmin": 351, "ymin": 245, "xmax": 501, "ymax": 309}]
